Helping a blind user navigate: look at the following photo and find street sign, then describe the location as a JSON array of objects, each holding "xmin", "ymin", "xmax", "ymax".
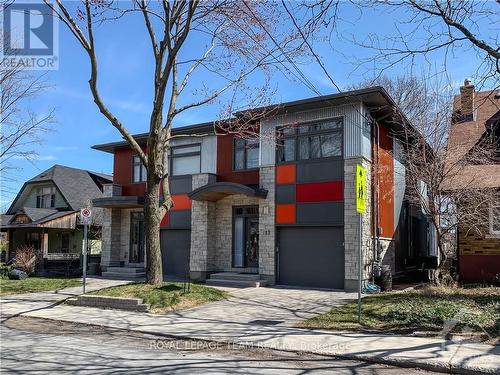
[
  {"xmin": 356, "ymin": 164, "xmax": 366, "ymax": 214},
  {"xmin": 80, "ymin": 208, "xmax": 92, "ymax": 225}
]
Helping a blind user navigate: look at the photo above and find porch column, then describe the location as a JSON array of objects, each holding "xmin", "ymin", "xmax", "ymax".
[
  {"xmin": 259, "ymin": 166, "xmax": 276, "ymax": 284},
  {"xmin": 100, "ymin": 208, "xmax": 122, "ymax": 270},
  {"xmin": 189, "ymin": 174, "xmax": 216, "ymax": 281}
]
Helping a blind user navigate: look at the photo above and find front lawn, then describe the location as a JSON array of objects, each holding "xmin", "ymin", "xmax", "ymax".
[
  {"xmin": 299, "ymin": 286, "xmax": 499, "ymax": 339},
  {"xmin": 0, "ymin": 276, "xmax": 81, "ymax": 296},
  {"xmin": 90, "ymin": 282, "xmax": 227, "ymax": 313}
]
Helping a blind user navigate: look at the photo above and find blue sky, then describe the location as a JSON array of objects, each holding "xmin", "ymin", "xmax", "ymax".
[{"xmin": 2, "ymin": 1, "xmax": 497, "ymax": 210}]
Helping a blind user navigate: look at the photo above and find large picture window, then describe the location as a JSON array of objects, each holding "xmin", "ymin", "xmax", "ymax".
[
  {"xmin": 277, "ymin": 118, "xmax": 342, "ymax": 163},
  {"xmin": 36, "ymin": 186, "xmax": 55, "ymax": 208},
  {"xmin": 132, "ymin": 155, "xmax": 147, "ymax": 183},
  {"xmin": 234, "ymin": 138, "xmax": 259, "ymax": 170},
  {"xmin": 171, "ymin": 144, "xmax": 201, "ymax": 176}
]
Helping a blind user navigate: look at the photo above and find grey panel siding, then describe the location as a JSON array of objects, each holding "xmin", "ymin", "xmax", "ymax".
[
  {"xmin": 160, "ymin": 229, "xmax": 191, "ymax": 279},
  {"xmin": 169, "ymin": 210, "xmax": 191, "ymax": 229},
  {"xmin": 296, "ymin": 202, "xmax": 344, "ymax": 225},
  {"xmin": 260, "ymin": 102, "xmax": 370, "ymax": 163},
  {"xmin": 276, "ymin": 185, "xmax": 295, "ymax": 204},
  {"xmin": 170, "ymin": 176, "xmax": 193, "ymax": 194},
  {"xmin": 278, "ymin": 227, "xmax": 344, "ymax": 289},
  {"xmin": 296, "ymin": 159, "xmax": 344, "ymax": 183}
]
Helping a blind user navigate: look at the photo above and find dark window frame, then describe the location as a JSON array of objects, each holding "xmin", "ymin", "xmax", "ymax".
[
  {"xmin": 232, "ymin": 205, "xmax": 259, "ymax": 268},
  {"xmin": 131, "ymin": 155, "xmax": 147, "ymax": 183},
  {"xmin": 170, "ymin": 143, "xmax": 202, "ymax": 177},
  {"xmin": 233, "ymin": 137, "xmax": 260, "ymax": 171},
  {"xmin": 276, "ymin": 117, "xmax": 343, "ymax": 164},
  {"xmin": 129, "ymin": 212, "xmax": 145, "ymax": 263}
]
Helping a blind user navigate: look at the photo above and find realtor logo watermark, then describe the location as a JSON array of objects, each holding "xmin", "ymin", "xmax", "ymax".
[{"xmin": 1, "ymin": 1, "xmax": 59, "ymax": 70}]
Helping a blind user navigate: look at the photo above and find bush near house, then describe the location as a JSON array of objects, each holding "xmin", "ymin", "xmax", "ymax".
[
  {"xmin": 300, "ymin": 286, "xmax": 499, "ymax": 340},
  {"xmin": 14, "ymin": 245, "xmax": 40, "ymax": 275},
  {"xmin": 90, "ymin": 282, "xmax": 227, "ymax": 313}
]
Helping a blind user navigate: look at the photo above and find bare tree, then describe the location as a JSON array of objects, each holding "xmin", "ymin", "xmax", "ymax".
[
  {"xmin": 347, "ymin": 1, "xmax": 499, "ymax": 89},
  {"xmin": 0, "ymin": 43, "xmax": 54, "ymax": 192},
  {"xmin": 46, "ymin": 0, "xmax": 331, "ymax": 284},
  {"xmin": 353, "ymin": 75, "xmax": 498, "ymax": 281}
]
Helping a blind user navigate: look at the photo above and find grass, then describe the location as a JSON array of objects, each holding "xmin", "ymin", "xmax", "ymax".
[
  {"xmin": 0, "ymin": 276, "xmax": 81, "ymax": 296},
  {"xmin": 90, "ymin": 282, "xmax": 228, "ymax": 313},
  {"xmin": 299, "ymin": 286, "xmax": 500, "ymax": 339}
]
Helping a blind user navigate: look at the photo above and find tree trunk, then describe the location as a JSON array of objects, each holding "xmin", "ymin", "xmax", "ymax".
[{"xmin": 144, "ymin": 177, "xmax": 163, "ymax": 285}]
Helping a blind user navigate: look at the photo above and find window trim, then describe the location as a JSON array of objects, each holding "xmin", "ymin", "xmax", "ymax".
[
  {"xmin": 276, "ymin": 117, "xmax": 343, "ymax": 164},
  {"xmin": 233, "ymin": 137, "xmax": 260, "ymax": 172},
  {"xmin": 489, "ymin": 204, "xmax": 500, "ymax": 236},
  {"xmin": 131, "ymin": 155, "xmax": 147, "ymax": 184},
  {"xmin": 36, "ymin": 186, "xmax": 56, "ymax": 208},
  {"xmin": 170, "ymin": 143, "xmax": 202, "ymax": 177}
]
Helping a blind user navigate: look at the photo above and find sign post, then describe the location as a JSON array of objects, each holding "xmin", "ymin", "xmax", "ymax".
[
  {"xmin": 355, "ymin": 164, "xmax": 366, "ymax": 324},
  {"xmin": 80, "ymin": 208, "xmax": 92, "ymax": 294}
]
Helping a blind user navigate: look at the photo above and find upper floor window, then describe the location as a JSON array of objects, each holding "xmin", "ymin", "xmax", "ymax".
[
  {"xmin": 36, "ymin": 186, "xmax": 55, "ymax": 208},
  {"xmin": 171, "ymin": 144, "xmax": 201, "ymax": 176},
  {"xmin": 132, "ymin": 155, "xmax": 147, "ymax": 183},
  {"xmin": 234, "ymin": 138, "xmax": 259, "ymax": 171},
  {"xmin": 490, "ymin": 204, "xmax": 500, "ymax": 236},
  {"xmin": 277, "ymin": 118, "xmax": 342, "ymax": 163}
]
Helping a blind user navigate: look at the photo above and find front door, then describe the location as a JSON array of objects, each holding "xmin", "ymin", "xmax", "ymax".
[
  {"xmin": 233, "ymin": 206, "xmax": 259, "ymax": 268},
  {"xmin": 130, "ymin": 212, "xmax": 145, "ymax": 264}
]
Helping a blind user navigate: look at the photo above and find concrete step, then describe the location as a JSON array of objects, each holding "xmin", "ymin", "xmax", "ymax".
[
  {"xmin": 206, "ymin": 278, "xmax": 267, "ymax": 288},
  {"xmin": 106, "ymin": 267, "xmax": 146, "ymax": 274},
  {"xmin": 101, "ymin": 271, "xmax": 145, "ymax": 280},
  {"xmin": 209, "ymin": 272, "xmax": 261, "ymax": 281},
  {"xmin": 67, "ymin": 295, "xmax": 150, "ymax": 312}
]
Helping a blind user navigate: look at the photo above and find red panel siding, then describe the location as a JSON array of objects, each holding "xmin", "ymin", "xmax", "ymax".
[
  {"xmin": 276, "ymin": 164, "xmax": 296, "ymax": 185},
  {"xmin": 216, "ymin": 133, "xmax": 259, "ymax": 185},
  {"xmin": 276, "ymin": 204, "xmax": 295, "ymax": 224},
  {"xmin": 296, "ymin": 181, "xmax": 343, "ymax": 203},
  {"xmin": 171, "ymin": 194, "xmax": 192, "ymax": 211},
  {"xmin": 160, "ymin": 213, "xmax": 169, "ymax": 228},
  {"xmin": 459, "ymin": 255, "xmax": 500, "ymax": 283},
  {"xmin": 377, "ymin": 125, "xmax": 394, "ymax": 238},
  {"xmin": 113, "ymin": 146, "xmax": 147, "ymax": 196}
]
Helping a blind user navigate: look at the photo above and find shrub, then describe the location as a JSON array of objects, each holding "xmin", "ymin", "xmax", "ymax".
[
  {"xmin": 0, "ymin": 263, "xmax": 16, "ymax": 278},
  {"xmin": 14, "ymin": 245, "xmax": 40, "ymax": 275}
]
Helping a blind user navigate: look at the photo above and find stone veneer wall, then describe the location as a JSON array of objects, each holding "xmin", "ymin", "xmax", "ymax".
[
  {"xmin": 100, "ymin": 184, "xmax": 123, "ymax": 270},
  {"xmin": 258, "ymin": 166, "xmax": 276, "ymax": 283},
  {"xmin": 344, "ymin": 157, "xmax": 373, "ymax": 291}
]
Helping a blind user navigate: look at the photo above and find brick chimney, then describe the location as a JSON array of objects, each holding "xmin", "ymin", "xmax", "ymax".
[{"xmin": 459, "ymin": 79, "xmax": 475, "ymax": 122}]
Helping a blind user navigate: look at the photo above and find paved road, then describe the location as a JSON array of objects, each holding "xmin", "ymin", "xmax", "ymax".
[{"xmin": 0, "ymin": 317, "xmax": 435, "ymax": 375}]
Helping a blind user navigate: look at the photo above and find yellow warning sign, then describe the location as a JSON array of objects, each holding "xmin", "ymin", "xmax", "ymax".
[{"xmin": 356, "ymin": 164, "xmax": 366, "ymax": 214}]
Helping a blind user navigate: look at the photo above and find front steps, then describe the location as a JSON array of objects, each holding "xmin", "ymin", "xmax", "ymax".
[
  {"xmin": 205, "ymin": 272, "xmax": 268, "ymax": 288},
  {"xmin": 101, "ymin": 266, "xmax": 145, "ymax": 281}
]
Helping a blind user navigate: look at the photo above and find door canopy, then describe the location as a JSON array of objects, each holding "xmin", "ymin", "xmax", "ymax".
[{"xmin": 188, "ymin": 182, "xmax": 267, "ymax": 202}]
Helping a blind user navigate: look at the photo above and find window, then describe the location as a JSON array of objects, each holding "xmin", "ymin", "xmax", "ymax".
[
  {"xmin": 234, "ymin": 138, "xmax": 259, "ymax": 170},
  {"xmin": 171, "ymin": 144, "xmax": 201, "ymax": 176},
  {"xmin": 61, "ymin": 233, "xmax": 70, "ymax": 252},
  {"xmin": 490, "ymin": 205, "xmax": 500, "ymax": 236},
  {"xmin": 36, "ymin": 186, "xmax": 55, "ymax": 208},
  {"xmin": 132, "ymin": 155, "xmax": 147, "ymax": 183},
  {"xmin": 277, "ymin": 118, "xmax": 342, "ymax": 163}
]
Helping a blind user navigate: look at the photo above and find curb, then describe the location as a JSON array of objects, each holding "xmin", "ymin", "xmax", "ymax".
[{"xmin": 14, "ymin": 314, "xmax": 496, "ymax": 375}]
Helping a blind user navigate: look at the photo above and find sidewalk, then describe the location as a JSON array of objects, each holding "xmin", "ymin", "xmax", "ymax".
[
  {"xmin": 0, "ymin": 277, "xmax": 130, "ymax": 318},
  {"xmin": 7, "ymin": 289, "xmax": 498, "ymax": 375}
]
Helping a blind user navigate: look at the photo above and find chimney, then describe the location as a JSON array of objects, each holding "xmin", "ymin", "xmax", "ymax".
[{"xmin": 459, "ymin": 79, "xmax": 475, "ymax": 122}]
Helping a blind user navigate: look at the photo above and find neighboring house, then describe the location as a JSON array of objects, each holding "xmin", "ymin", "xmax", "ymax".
[
  {"xmin": 444, "ymin": 80, "xmax": 500, "ymax": 283},
  {"xmin": 0, "ymin": 165, "xmax": 112, "ymax": 274},
  {"xmin": 93, "ymin": 87, "xmax": 436, "ymax": 290}
]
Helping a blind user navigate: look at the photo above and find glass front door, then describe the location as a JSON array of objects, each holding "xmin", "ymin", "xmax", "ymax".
[
  {"xmin": 130, "ymin": 212, "xmax": 145, "ymax": 263},
  {"xmin": 233, "ymin": 206, "xmax": 259, "ymax": 268}
]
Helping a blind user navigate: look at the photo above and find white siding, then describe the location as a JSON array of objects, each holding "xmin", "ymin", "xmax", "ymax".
[
  {"xmin": 393, "ymin": 137, "xmax": 406, "ymax": 230},
  {"xmin": 259, "ymin": 102, "xmax": 371, "ymax": 165}
]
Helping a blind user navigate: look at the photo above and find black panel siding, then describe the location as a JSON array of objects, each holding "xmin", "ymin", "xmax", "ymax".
[
  {"xmin": 276, "ymin": 185, "xmax": 296, "ymax": 204},
  {"xmin": 160, "ymin": 229, "xmax": 191, "ymax": 280},
  {"xmin": 169, "ymin": 210, "xmax": 191, "ymax": 229},
  {"xmin": 296, "ymin": 202, "xmax": 343, "ymax": 225},
  {"xmin": 170, "ymin": 176, "xmax": 193, "ymax": 194},
  {"xmin": 296, "ymin": 159, "xmax": 344, "ymax": 183},
  {"xmin": 278, "ymin": 227, "xmax": 344, "ymax": 289}
]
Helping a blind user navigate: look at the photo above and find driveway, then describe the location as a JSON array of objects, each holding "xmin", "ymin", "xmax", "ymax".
[
  {"xmin": 0, "ymin": 277, "xmax": 130, "ymax": 319},
  {"xmin": 179, "ymin": 286, "xmax": 356, "ymax": 327}
]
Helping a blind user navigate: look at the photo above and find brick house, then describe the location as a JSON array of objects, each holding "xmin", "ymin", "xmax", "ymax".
[
  {"xmin": 444, "ymin": 81, "xmax": 500, "ymax": 283},
  {"xmin": 92, "ymin": 87, "xmax": 436, "ymax": 290}
]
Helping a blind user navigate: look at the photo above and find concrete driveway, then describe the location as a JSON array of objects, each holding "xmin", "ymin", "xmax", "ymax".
[{"xmin": 179, "ymin": 286, "xmax": 356, "ymax": 327}]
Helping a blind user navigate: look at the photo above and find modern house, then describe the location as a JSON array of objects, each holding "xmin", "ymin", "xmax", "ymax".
[
  {"xmin": 444, "ymin": 81, "xmax": 500, "ymax": 283},
  {"xmin": 1, "ymin": 165, "xmax": 112, "ymax": 274},
  {"xmin": 93, "ymin": 87, "xmax": 436, "ymax": 290}
]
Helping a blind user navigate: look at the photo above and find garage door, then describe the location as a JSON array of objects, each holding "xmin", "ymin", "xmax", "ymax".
[
  {"xmin": 160, "ymin": 229, "xmax": 191, "ymax": 280},
  {"xmin": 278, "ymin": 227, "xmax": 344, "ymax": 289}
]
